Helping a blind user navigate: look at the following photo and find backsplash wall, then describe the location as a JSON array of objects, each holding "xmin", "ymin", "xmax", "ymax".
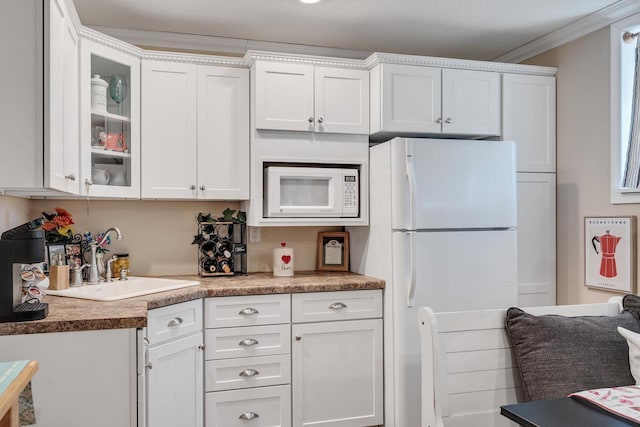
[
  {"xmin": 0, "ymin": 196, "xmax": 30, "ymax": 231},
  {"xmin": 29, "ymin": 199, "xmax": 340, "ymax": 276}
]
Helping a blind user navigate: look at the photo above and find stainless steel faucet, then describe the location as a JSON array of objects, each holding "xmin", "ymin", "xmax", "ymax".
[
  {"xmin": 88, "ymin": 227, "xmax": 123, "ymax": 285},
  {"xmin": 105, "ymin": 255, "xmax": 118, "ymax": 282}
]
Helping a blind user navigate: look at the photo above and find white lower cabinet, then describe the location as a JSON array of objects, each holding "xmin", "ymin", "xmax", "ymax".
[
  {"xmin": 291, "ymin": 290, "xmax": 383, "ymax": 427},
  {"xmin": 204, "ymin": 290, "xmax": 383, "ymax": 427},
  {"xmin": 144, "ymin": 299, "xmax": 204, "ymax": 427}
]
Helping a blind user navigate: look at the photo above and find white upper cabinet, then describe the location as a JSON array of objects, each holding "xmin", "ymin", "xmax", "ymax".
[
  {"xmin": 0, "ymin": 0, "xmax": 79, "ymax": 194},
  {"xmin": 370, "ymin": 63, "xmax": 501, "ymax": 138},
  {"xmin": 503, "ymin": 73, "xmax": 556, "ymax": 172},
  {"xmin": 79, "ymin": 38, "xmax": 141, "ymax": 198},
  {"xmin": 142, "ymin": 61, "xmax": 197, "ymax": 199},
  {"xmin": 197, "ymin": 66, "xmax": 250, "ymax": 200},
  {"xmin": 47, "ymin": 0, "xmax": 80, "ymax": 194},
  {"xmin": 254, "ymin": 61, "xmax": 369, "ymax": 134},
  {"xmin": 442, "ymin": 68, "xmax": 501, "ymax": 135},
  {"xmin": 142, "ymin": 60, "xmax": 249, "ymax": 200}
]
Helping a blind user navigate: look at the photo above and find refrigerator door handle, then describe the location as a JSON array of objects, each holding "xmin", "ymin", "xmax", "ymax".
[
  {"xmin": 406, "ymin": 140, "xmax": 416, "ymax": 230},
  {"xmin": 407, "ymin": 231, "xmax": 417, "ymax": 306}
]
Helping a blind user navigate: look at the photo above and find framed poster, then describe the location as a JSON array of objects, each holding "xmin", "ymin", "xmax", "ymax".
[
  {"xmin": 585, "ymin": 216, "xmax": 636, "ymax": 293},
  {"xmin": 317, "ymin": 232, "xmax": 350, "ymax": 272}
]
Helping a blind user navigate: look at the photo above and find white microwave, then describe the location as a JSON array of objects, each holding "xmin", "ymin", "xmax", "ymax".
[{"xmin": 264, "ymin": 166, "xmax": 359, "ymax": 218}]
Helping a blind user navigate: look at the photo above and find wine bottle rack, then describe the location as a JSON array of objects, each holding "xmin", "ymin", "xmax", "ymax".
[{"xmin": 197, "ymin": 221, "xmax": 247, "ymax": 277}]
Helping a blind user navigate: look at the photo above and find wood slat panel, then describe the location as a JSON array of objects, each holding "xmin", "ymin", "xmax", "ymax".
[
  {"xmin": 447, "ymin": 387, "xmax": 522, "ymax": 416},
  {"xmin": 445, "ymin": 348, "xmax": 517, "ymax": 373},
  {"xmin": 444, "ymin": 410, "xmax": 519, "ymax": 427},
  {"xmin": 447, "ymin": 368, "xmax": 520, "ymax": 394},
  {"xmin": 442, "ymin": 329, "xmax": 511, "ymax": 353}
]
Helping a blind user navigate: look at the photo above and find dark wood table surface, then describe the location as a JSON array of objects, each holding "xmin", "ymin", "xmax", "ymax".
[{"xmin": 501, "ymin": 397, "xmax": 640, "ymax": 427}]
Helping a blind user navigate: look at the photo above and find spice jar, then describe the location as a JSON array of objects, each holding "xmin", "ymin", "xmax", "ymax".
[{"xmin": 113, "ymin": 253, "xmax": 130, "ymax": 278}]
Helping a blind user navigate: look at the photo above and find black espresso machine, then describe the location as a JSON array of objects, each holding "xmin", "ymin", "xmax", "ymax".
[{"xmin": 0, "ymin": 218, "xmax": 49, "ymax": 322}]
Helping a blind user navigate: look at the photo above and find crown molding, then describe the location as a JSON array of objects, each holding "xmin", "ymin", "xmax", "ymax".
[
  {"xmin": 79, "ymin": 26, "xmax": 144, "ymax": 58},
  {"xmin": 89, "ymin": 26, "xmax": 371, "ymax": 60},
  {"xmin": 494, "ymin": 0, "xmax": 640, "ymax": 63},
  {"xmin": 243, "ymin": 50, "xmax": 368, "ymax": 69},
  {"xmin": 142, "ymin": 50, "xmax": 246, "ymax": 67},
  {"xmin": 366, "ymin": 52, "xmax": 557, "ymax": 76}
]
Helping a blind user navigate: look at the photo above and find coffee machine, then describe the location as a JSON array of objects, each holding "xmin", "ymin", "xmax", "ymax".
[{"xmin": 0, "ymin": 218, "xmax": 49, "ymax": 322}]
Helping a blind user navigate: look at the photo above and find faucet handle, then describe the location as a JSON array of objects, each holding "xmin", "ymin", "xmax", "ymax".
[{"xmin": 119, "ymin": 269, "xmax": 129, "ymax": 281}]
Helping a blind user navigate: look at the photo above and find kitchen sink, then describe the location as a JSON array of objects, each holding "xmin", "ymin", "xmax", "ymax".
[{"xmin": 45, "ymin": 277, "xmax": 201, "ymax": 301}]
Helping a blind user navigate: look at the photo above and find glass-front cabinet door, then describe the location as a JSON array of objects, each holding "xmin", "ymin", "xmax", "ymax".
[{"xmin": 79, "ymin": 37, "xmax": 140, "ymax": 198}]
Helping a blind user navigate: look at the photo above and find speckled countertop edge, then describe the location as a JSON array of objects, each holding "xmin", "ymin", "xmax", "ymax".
[{"xmin": 0, "ymin": 272, "xmax": 384, "ymax": 336}]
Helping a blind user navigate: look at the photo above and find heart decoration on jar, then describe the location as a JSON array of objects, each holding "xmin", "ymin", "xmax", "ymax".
[{"xmin": 273, "ymin": 242, "xmax": 294, "ymax": 277}]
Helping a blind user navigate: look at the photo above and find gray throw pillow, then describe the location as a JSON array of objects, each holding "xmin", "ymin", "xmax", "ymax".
[{"xmin": 505, "ymin": 308, "xmax": 640, "ymax": 401}]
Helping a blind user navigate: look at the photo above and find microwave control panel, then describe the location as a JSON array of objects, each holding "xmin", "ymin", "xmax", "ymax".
[{"xmin": 343, "ymin": 174, "xmax": 359, "ymax": 216}]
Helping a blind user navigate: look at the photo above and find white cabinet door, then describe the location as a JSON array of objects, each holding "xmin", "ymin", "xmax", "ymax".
[
  {"xmin": 147, "ymin": 332, "xmax": 204, "ymax": 427},
  {"xmin": 141, "ymin": 60, "xmax": 197, "ymax": 198},
  {"xmin": 517, "ymin": 172, "xmax": 556, "ymax": 307},
  {"xmin": 503, "ymin": 73, "xmax": 556, "ymax": 172},
  {"xmin": 441, "ymin": 68, "xmax": 501, "ymax": 136},
  {"xmin": 46, "ymin": 0, "xmax": 79, "ymax": 193},
  {"xmin": 79, "ymin": 38, "xmax": 141, "ymax": 198},
  {"xmin": 0, "ymin": 329, "xmax": 137, "ymax": 427},
  {"xmin": 254, "ymin": 62, "xmax": 314, "ymax": 131},
  {"xmin": 292, "ymin": 319, "xmax": 383, "ymax": 427},
  {"xmin": 314, "ymin": 67, "xmax": 369, "ymax": 134},
  {"xmin": 380, "ymin": 64, "xmax": 442, "ymax": 134},
  {"xmin": 197, "ymin": 66, "xmax": 249, "ymax": 199}
]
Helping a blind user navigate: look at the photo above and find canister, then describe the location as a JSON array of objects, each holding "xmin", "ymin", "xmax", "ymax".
[
  {"xmin": 273, "ymin": 242, "xmax": 294, "ymax": 277},
  {"xmin": 91, "ymin": 75, "xmax": 108, "ymax": 112}
]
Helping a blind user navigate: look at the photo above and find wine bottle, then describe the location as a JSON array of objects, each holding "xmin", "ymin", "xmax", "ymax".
[
  {"xmin": 201, "ymin": 258, "xmax": 217, "ymax": 273},
  {"xmin": 217, "ymin": 257, "xmax": 232, "ymax": 274}
]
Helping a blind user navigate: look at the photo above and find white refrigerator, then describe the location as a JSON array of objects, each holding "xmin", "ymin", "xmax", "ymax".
[{"xmin": 349, "ymin": 137, "xmax": 518, "ymax": 427}]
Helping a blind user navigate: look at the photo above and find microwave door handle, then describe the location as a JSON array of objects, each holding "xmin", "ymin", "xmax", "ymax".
[
  {"xmin": 407, "ymin": 231, "xmax": 417, "ymax": 307},
  {"xmin": 406, "ymin": 140, "xmax": 416, "ymax": 231}
]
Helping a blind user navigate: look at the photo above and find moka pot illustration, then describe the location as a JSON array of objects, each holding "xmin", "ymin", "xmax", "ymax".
[{"xmin": 592, "ymin": 230, "xmax": 622, "ymax": 278}]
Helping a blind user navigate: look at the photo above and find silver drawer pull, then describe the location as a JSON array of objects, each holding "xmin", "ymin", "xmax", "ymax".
[
  {"xmin": 239, "ymin": 338, "xmax": 259, "ymax": 347},
  {"xmin": 239, "ymin": 307, "xmax": 259, "ymax": 316},
  {"xmin": 239, "ymin": 368, "xmax": 260, "ymax": 377},
  {"xmin": 329, "ymin": 302, "xmax": 347, "ymax": 310},
  {"xmin": 167, "ymin": 317, "xmax": 183, "ymax": 327},
  {"xmin": 239, "ymin": 411, "xmax": 259, "ymax": 420}
]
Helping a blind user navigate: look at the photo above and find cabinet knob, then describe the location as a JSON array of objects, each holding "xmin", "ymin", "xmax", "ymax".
[
  {"xmin": 318, "ymin": 117, "xmax": 324, "ymax": 124},
  {"xmin": 200, "ymin": 185, "xmax": 206, "ymax": 191},
  {"xmin": 295, "ymin": 336, "xmax": 302, "ymax": 341},
  {"xmin": 198, "ymin": 344, "xmax": 205, "ymax": 351},
  {"xmin": 85, "ymin": 179, "xmax": 93, "ymax": 186},
  {"xmin": 239, "ymin": 412, "xmax": 259, "ymax": 420},
  {"xmin": 329, "ymin": 302, "xmax": 347, "ymax": 310},
  {"xmin": 308, "ymin": 117, "xmax": 314, "ymax": 123},
  {"xmin": 239, "ymin": 338, "xmax": 259, "ymax": 347},
  {"xmin": 167, "ymin": 317, "xmax": 183, "ymax": 327},
  {"xmin": 239, "ymin": 307, "xmax": 258, "ymax": 316},
  {"xmin": 64, "ymin": 174, "xmax": 76, "ymax": 181},
  {"xmin": 190, "ymin": 185, "xmax": 196, "ymax": 190},
  {"xmin": 435, "ymin": 118, "xmax": 443, "ymax": 124},
  {"xmin": 145, "ymin": 362, "xmax": 153, "ymax": 370},
  {"xmin": 445, "ymin": 117, "xmax": 452, "ymax": 124},
  {"xmin": 239, "ymin": 368, "xmax": 260, "ymax": 377}
]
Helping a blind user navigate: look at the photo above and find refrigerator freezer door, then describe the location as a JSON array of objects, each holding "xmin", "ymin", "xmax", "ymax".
[{"xmin": 390, "ymin": 138, "xmax": 517, "ymax": 230}]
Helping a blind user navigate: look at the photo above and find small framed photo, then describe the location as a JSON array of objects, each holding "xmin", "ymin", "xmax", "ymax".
[
  {"xmin": 317, "ymin": 232, "xmax": 350, "ymax": 272},
  {"xmin": 47, "ymin": 244, "xmax": 65, "ymax": 267},
  {"xmin": 585, "ymin": 216, "xmax": 636, "ymax": 293},
  {"xmin": 65, "ymin": 243, "xmax": 82, "ymax": 267}
]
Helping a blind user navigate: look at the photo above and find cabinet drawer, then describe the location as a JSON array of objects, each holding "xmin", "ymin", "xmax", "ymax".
[
  {"xmin": 205, "ymin": 324, "xmax": 290, "ymax": 360},
  {"xmin": 147, "ymin": 299, "xmax": 203, "ymax": 345},
  {"xmin": 206, "ymin": 385, "xmax": 291, "ymax": 427},
  {"xmin": 292, "ymin": 290, "xmax": 382, "ymax": 323},
  {"xmin": 205, "ymin": 294, "xmax": 290, "ymax": 328},
  {"xmin": 206, "ymin": 354, "xmax": 291, "ymax": 392}
]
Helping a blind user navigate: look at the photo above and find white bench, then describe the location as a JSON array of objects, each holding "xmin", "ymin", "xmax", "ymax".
[{"xmin": 417, "ymin": 297, "xmax": 623, "ymax": 427}]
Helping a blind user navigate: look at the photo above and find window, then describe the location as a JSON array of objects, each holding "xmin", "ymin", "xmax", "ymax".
[{"xmin": 611, "ymin": 14, "xmax": 640, "ymax": 203}]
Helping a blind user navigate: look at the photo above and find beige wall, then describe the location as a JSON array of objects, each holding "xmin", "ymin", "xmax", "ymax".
[
  {"xmin": 526, "ymin": 27, "xmax": 640, "ymax": 304},
  {"xmin": 29, "ymin": 199, "xmax": 338, "ymax": 276},
  {"xmin": 0, "ymin": 195, "xmax": 30, "ymax": 231}
]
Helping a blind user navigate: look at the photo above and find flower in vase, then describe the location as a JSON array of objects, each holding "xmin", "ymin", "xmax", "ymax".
[
  {"xmin": 42, "ymin": 207, "xmax": 75, "ymax": 243},
  {"xmin": 83, "ymin": 231, "xmax": 111, "ymax": 254}
]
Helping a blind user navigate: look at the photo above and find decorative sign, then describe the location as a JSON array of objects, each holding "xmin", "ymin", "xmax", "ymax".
[
  {"xmin": 317, "ymin": 232, "xmax": 350, "ymax": 272},
  {"xmin": 584, "ymin": 216, "xmax": 636, "ymax": 293}
]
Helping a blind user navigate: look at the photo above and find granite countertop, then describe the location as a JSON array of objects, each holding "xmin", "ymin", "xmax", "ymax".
[{"xmin": 0, "ymin": 272, "xmax": 384, "ymax": 336}]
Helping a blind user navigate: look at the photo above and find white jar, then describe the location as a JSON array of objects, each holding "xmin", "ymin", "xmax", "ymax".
[
  {"xmin": 273, "ymin": 243, "xmax": 294, "ymax": 277},
  {"xmin": 91, "ymin": 75, "xmax": 108, "ymax": 112}
]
